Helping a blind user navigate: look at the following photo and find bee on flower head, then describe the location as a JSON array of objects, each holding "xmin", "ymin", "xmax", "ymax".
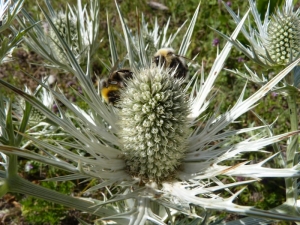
[
  {"xmin": 153, "ymin": 48, "xmax": 188, "ymax": 80},
  {"xmin": 100, "ymin": 67, "xmax": 133, "ymax": 105}
]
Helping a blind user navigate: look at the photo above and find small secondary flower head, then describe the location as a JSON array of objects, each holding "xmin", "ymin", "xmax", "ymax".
[
  {"xmin": 267, "ymin": 2, "xmax": 300, "ymax": 65},
  {"xmin": 222, "ymin": 0, "xmax": 300, "ymax": 67},
  {"xmin": 50, "ymin": 12, "xmax": 79, "ymax": 63}
]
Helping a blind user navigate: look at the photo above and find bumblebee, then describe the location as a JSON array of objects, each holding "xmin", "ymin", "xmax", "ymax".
[
  {"xmin": 153, "ymin": 48, "xmax": 188, "ymax": 79},
  {"xmin": 101, "ymin": 68, "xmax": 133, "ymax": 105}
]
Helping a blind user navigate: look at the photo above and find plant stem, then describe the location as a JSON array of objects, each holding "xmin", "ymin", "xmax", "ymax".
[{"xmin": 285, "ymin": 88, "xmax": 299, "ymax": 204}]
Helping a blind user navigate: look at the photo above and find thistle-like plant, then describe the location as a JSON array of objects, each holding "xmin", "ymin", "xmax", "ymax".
[
  {"xmin": 1, "ymin": 1, "xmax": 300, "ymax": 224},
  {"xmin": 17, "ymin": 0, "xmax": 100, "ymax": 68},
  {"xmin": 216, "ymin": 0, "xmax": 300, "ymax": 68},
  {"xmin": 220, "ymin": 2, "xmax": 300, "ymax": 221},
  {"xmin": 46, "ymin": 0, "xmax": 100, "ymax": 64},
  {"xmin": 266, "ymin": 1, "xmax": 300, "ymax": 66}
]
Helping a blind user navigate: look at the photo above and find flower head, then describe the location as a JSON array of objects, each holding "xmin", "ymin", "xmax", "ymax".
[
  {"xmin": 267, "ymin": 2, "xmax": 300, "ymax": 65},
  {"xmin": 19, "ymin": 0, "xmax": 100, "ymax": 69},
  {"xmin": 212, "ymin": 38, "xmax": 220, "ymax": 46},
  {"xmin": 118, "ymin": 67, "xmax": 189, "ymax": 182},
  {"xmin": 220, "ymin": 0, "xmax": 300, "ymax": 67},
  {"xmin": 50, "ymin": 12, "xmax": 81, "ymax": 63},
  {"xmin": 226, "ymin": 1, "xmax": 232, "ymax": 7}
]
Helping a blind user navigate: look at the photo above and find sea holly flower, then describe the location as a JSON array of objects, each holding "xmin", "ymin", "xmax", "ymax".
[
  {"xmin": 217, "ymin": 0, "xmax": 300, "ymax": 68},
  {"xmin": 1, "ymin": 1, "xmax": 300, "ymax": 224},
  {"xmin": 17, "ymin": 0, "xmax": 100, "ymax": 69},
  {"xmin": 118, "ymin": 67, "xmax": 190, "ymax": 181},
  {"xmin": 49, "ymin": 11, "xmax": 81, "ymax": 64},
  {"xmin": 3, "ymin": 58, "xmax": 300, "ymax": 223},
  {"xmin": 47, "ymin": 0, "xmax": 99, "ymax": 64},
  {"xmin": 267, "ymin": 1, "xmax": 300, "ymax": 65}
]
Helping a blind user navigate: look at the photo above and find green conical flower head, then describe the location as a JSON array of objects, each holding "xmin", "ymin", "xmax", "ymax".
[
  {"xmin": 50, "ymin": 12, "xmax": 79, "ymax": 63},
  {"xmin": 267, "ymin": 12, "xmax": 300, "ymax": 65},
  {"xmin": 118, "ymin": 67, "xmax": 189, "ymax": 182}
]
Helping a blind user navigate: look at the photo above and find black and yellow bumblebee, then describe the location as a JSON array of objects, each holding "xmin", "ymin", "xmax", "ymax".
[
  {"xmin": 153, "ymin": 47, "xmax": 188, "ymax": 80},
  {"xmin": 100, "ymin": 68, "xmax": 133, "ymax": 105},
  {"xmin": 101, "ymin": 48, "xmax": 188, "ymax": 105}
]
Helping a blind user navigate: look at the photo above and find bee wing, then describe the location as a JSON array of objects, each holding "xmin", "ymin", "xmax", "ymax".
[
  {"xmin": 170, "ymin": 56, "xmax": 188, "ymax": 79},
  {"xmin": 117, "ymin": 69, "xmax": 133, "ymax": 80}
]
